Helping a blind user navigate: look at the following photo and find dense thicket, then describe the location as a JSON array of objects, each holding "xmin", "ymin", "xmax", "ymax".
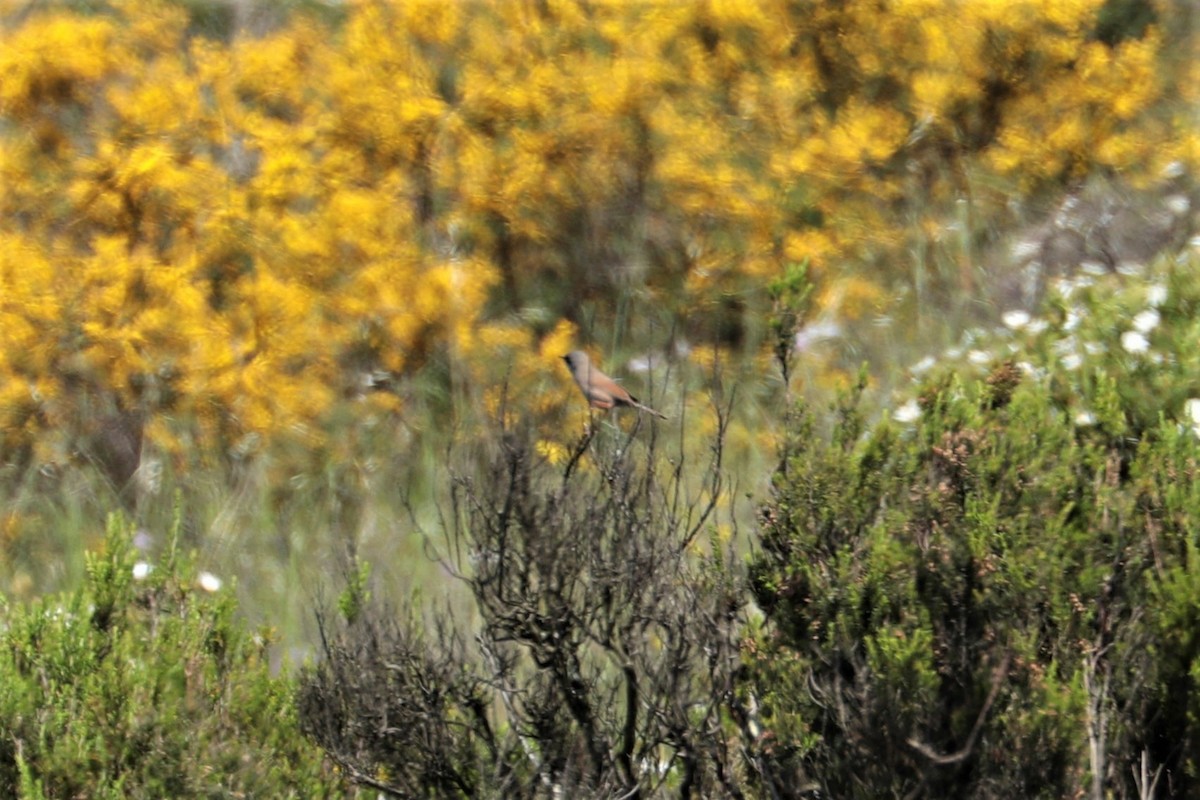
[{"xmin": 749, "ymin": 260, "xmax": 1200, "ymax": 798}]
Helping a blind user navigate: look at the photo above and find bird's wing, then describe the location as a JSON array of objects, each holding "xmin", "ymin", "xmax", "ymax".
[
  {"xmin": 599, "ymin": 376, "xmax": 639, "ymax": 408},
  {"xmin": 586, "ymin": 384, "xmax": 616, "ymax": 408}
]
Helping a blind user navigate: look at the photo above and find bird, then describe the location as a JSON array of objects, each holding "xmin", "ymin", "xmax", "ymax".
[{"xmin": 562, "ymin": 350, "xmax": 668, "ymax": 419}]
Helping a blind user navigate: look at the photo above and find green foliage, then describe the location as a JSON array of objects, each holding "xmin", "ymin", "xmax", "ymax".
[
  {"xmin": 749, "ymin": 257, "xmax": 1200, "ymax": 798},
  {"xmin": 767, "ymin": 260, "xmax": 813, "ymax": 389},
  {"xmin": 0, "ymin": 514, "xmax": 341, "ymax": 799},
  {"xmin": 336, "ymin": 559, "xmax": 371, "ymax": 625}
]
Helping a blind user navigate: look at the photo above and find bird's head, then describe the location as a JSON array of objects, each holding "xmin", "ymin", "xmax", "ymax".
[{"xmin": 562, "ymin": 351, "xmax": 589, "ymax": 370}]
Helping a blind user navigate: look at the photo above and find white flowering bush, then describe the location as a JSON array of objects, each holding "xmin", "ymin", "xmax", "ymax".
[{"xmin": 895, "ymin": 250, "xmax": 1200, "ymax": 443}]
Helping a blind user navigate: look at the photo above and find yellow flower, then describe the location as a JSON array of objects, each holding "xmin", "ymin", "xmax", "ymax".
[{"xmin": 535, "ymin": 439, "xmax": 569, "ymax": 465}]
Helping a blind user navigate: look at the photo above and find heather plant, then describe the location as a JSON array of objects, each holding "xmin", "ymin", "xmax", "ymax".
[
  {"xmin": 0, "ymin": 514, "xmax": 341, "ymax": 799},
  {"xmin": 747, "ymin": 253, "xmax": 1200, "ymax": 798}
]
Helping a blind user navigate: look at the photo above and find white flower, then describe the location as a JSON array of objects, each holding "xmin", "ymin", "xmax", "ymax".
[
  {"xmin": 1084, "ymin": 341, "xmax": 1107, "ymax": 356},
  {"xmin": 1132, "ymin": 309, "xmax": 1161, "ymax": 333},
  {"xmin": 1121, "ymin": 330, "xmax": 1150, "ymax": 354},
  {"xmin": 1184, "ymin": 398, "xmax": 1200, "ymax": 426},
  {"xmin": 968, "ymin": 349, "xmax": 991, "ymax": 366},
  {"xmin": 1061, "ymin": 353, "xmax": 1083, "ymax": 370},
  {"xmin": 1165, "ymin": 194, "xmax": 1191, "ymax": 216},
  {"xmin": 1026, "ymin": 318, "xmax": 1049, "ymax": 335},
  {"xmin": 132, "ymin": 562, "xmax": 152, "ymax": 581},
  {"xmin": 894, "ymin": 400, "xmax": 922, "ymax": 424},
  {"xmin": 1002, "ymin": 310, "xmax": 1031, "ymax": 330},
  {"xmin": 1080, "ymin": 261, "xmax": 1108, "ymax": 276},
  {"xmin": 1054, "ymin": 277, "xmax": 1094, "ymax": 298},
  {"xmin": 1016, "ymin": 361, "xmax": 1045, "ymax": 380},
  {"xmin": 910, "ymin": 356, "xmax": 936, "ymax": 375},
  {"xmin": 198, "ymin": 572, "xmax": 223, "ymax": 593},
  {"xmin": 1146, "ymin": 284, "xmax": 1168, "ymax": 306},
  {"xmin": 1064, "ymin": 309, "xmax": 1082, "ymax": 331},
  {"xmin": 1074, "ymin": 411, "xmax": 1097, "ymax": 427}
]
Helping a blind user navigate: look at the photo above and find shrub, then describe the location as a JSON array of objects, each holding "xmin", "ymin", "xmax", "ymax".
[
  {"xmin": 298, "ymin": 414, "xmax": 751, "ymax": 798},
  {"xmin": 0, "ymin": 514, "xmax": 340, "ymax": 799},
  {"xmin": 748, "ymin": 259, "xmax": 1200, "ymax": 797}
]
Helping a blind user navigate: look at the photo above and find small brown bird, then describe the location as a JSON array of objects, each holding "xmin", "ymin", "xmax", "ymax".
[{"xmin": 562, "ymin": 350, "xmax": 667, "ymax": 419}]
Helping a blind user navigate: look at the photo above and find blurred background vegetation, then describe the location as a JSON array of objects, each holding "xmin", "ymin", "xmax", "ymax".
[
  {"xmin": 1, "ymin": 0, "xmax": 1194, "ymax": 618},
  {"xmin": 0, "ymin": 0, "xmax": 1198, "ymax": 793}
]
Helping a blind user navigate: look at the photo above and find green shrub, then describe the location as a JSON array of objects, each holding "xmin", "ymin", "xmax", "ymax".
[
  {"xmin": 0, "ymin": 514, "xmax": 342, "ymax": 799},
  {"xmin": 748, "ymin": 258, "xmax": 1200, "ymax": 798}
]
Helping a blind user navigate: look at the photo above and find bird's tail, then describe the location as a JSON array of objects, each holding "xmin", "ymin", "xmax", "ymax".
[{"xmin": 634, "ymin": 402, "xmax": 668, "ymax": 420}]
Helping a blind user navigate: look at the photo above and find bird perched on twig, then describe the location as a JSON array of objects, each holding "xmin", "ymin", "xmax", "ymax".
[{"xmin": 562, "ymin": 350, "xmax": 667, "ymax": 419}]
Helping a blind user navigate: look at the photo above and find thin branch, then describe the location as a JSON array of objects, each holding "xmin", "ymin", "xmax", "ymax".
[
  {"xmin": 325, "ymin": 750, "xmax": 411, "ymax": 798},
  {"xmin": 907, "ymin": 652, "xmax": 1012, "ymax": 766}
]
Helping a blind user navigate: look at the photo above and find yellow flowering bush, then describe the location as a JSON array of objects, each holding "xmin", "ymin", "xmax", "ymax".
[{"xmin": 0, "ymin": 0, "xmax": 1192, "ymax": 469}]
